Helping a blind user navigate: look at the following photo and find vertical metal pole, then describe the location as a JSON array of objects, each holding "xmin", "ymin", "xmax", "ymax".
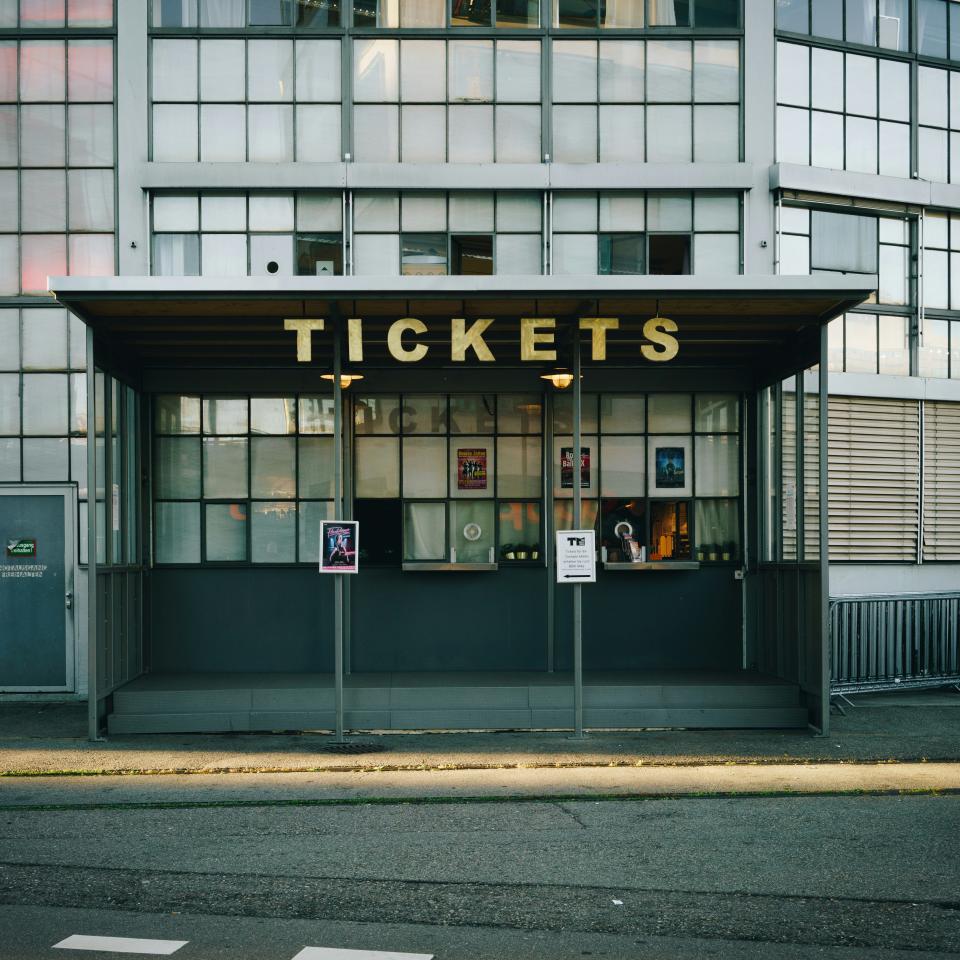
[
  {"xmin": 818, "ymin": 325, "xmax": 830, "ymax": 736},
  {"xmin": 332, "ymin": 319, "xmax": 346, "ymax": 742},
  {"xmin": 545, "ymin": 389, "xmax": 554, "ymax": 672},
  {"xmin": 85, "ymin": 327, "xmax": 100, "ymax": 741},
  {"xmin": 570, "ymin": 321, "xmax": 586, "ymax": 740}
]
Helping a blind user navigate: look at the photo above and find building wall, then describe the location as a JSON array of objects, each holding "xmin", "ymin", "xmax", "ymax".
[{"xmin": 1, "ymin": 0, "xmax": 959, "ymax": 692}]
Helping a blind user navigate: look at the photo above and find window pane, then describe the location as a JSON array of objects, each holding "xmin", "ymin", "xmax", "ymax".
[
  {"xmin": 296, "ymin": 105, "xmax": 341, "ymax": 163},
  {"xmin": 449, "ymin": 499, "xmax": 494, "ymax": 562},
  {"xmin": 152, "ymin": 39, "xmax": 197, "ymax": 103},
  {"xmin": 22, "ymin": 437, "xmax": 67, "ymax": 480},
  {"xmin": 811, "ymin": 0, "xmax": 842, "ymax": 38},
  {"xmin": 155, "ymin": 502, "xmax": 200, "ymax": 564},
  {"xmin": 553, "ymin": 104, "xmax": 597, "ymax": 162},
  {"xmin": 249, "ymin": 105, "xmax": 293, "ymax": 163},
  {"xmin": 250, "ymin": 234, "xmax": 293, "ymax": 276},
  {"xmin": 695, "ymin": 0, "xmax": 737, "ymax": 27},
  {"xmin": 22, "ymin": 104, "xmax": 66, "ymax": 167},
  {"xmin": 810, "ymin": 47, "xmax": 842, "ymax": 112},
  {"xmin": 355, "ymin": 436, "xmax": 399, "ymax": 497},
  {"xmin": 693, "ymin": 233, "xmax": 739, "ymax": 275},
  {"xmin": 203, "ymin": 397, "xmax": 247, "ymax": 434},
  {"xmin": 878, "ymin": 0, "xmax": 908, "ymax": 49},
  {"xmin": 694, "ymin": 40, "xmax": 738, "ymax": 103},
  {"xmin": 403, "ymin": 501, "xmax": 445, "ymax": 561},
  {"xmin": 648, "ymin": 393, "xmax": 691, "ymax": 432},
  {"xmin": 844, "ymin": 313, "xmax": 877, "ymax": 372},
  {"xmin": 449, "ymin": 40, "xmax": 493, "ymax": 102},
  {"xmin": 354, "ymin": 233, "xmax": 399, "ymax": 274},
  {"xmin": 693, "ymin": 104, "xmax": 738, "ymax": 161},
  {"xmin": 68, "ymin": 169, "xmax": 113, "ymax": 231},
  {"xmin": 648, "ymin": 0, "xmax": 688, "ymax": 25},
  {"xmin": 600, "ymin": 394, "xmax": 644, "ymax": 432},
  {"xmin": 811, "ymin": 211, "xmax": 878, "ymax": 274},
  {"xmin": 20, "ymin": 40, "xmax": 64, "ymax": 102},
  {"xmin": 153, "ymin": 105, "xmax": 198, "ymax": 162},
  {"xmin": 599, "ymin": 104, "xmax": 644, "ymax": 162},
  {"xmin": 354, "ymin": 396, "xmax": 400, "ymax": 435},
  {"xmin": 353, "ymin": 39, "xmax": 398, "ymax": 102},
  {"xmin": 68, "ymin": 40, "xmax": 113, "ymax": 103},
  {"xmin": 449, "ymin": 104, "xmax": 494, "ymax": 163},
  {"xmin": 402, "ymin": 435, "xmax": 447, "ymax": 496},
  {"xmin": 552, "ymin": 233, "xmax": 597, "ymax": 275},
  {"xmin": 200, "ymin": 40, "xmax": 244, "ymax": 102},
  {"xmin": 647, "ymin": 105, "xmax": 691, "ymax": 162},
  {"xmin": 201, "ymin": 234, "xmax": 247, "ymax": 276},
  {"xmin": 298, "ymin": 437, "xmax": 334, "ymax": 498},
  {"xmin": 918, "ymin": 0, "xmax": 948, "ymax": 58},
  {"xmin": 878, "ymin": 59, "xmax": 909, "ymax": 122},
  {"xmin": 69, "ymin": 104, "xmax": 113, "ymax": 166},
  {"xmin": 0, "ymin": 437, "xmax": 19, "ymax": 482},
  {"xmin": 248, "ymin": 40, "xmax": 293, "ymax": 103},
  {"xmin": 298, "ymin": 500, "xmax": 332, "ymax": 564},
  {"xmin": 695, "ymin": 435, "xmax": 739, "ymax": 496},
  {"xmin": 354, "ymin": 105, "xmax": 399, "ymax": 162},
  {"xmin": 878, "ymin": 315, "xmax": 909, "ymax": 375},
  {"xmin": 0, "ymin": 374, "xmax": 20, "ymax": 433},
  {"xmin": 155, "ymin": 395, "xmax": 201, "ymax": 434},
  {"xmin": 154, "ymin": 0, "xmax": 198, "ymax": 26},
  {"xmin": 918, "ymin": 126, "xmax": 948, "ymax": 183},
  {"xmin": 919, "ymin": 317, "xmax": 949, "ymax": 377},
  {"xmin": 776, "ymin": 42, "xmax": 808, "ymax": 107},
  {"xmin": 553, "ymin": 40, "xmax": 597, "ymax": 103},
  {"xmin": 22, "ymin": 170, "xmax": 66, "ymax": 231},
  {"xmin": 497, "ymin": 40, "xmax": 540, "ymax": 102},
  {"xmin": 600, "ymin": 435, "xmax": 644, "ymax": 496},
  {"xmin": 205, "ymin": 503, "xmax": 246, "ymax": 561},
  {"xmin": 599, "ymin": 232, "xmax": 644, "ymax": 274},
  {"xmin": 251, "ymin": 397, "xmax": 295, "ymax": 434},
  {"xmin": 647, "ymin": 40, "xmax": 691, "ymax": 102},
  {"xmin": 878, "ymin": 121, "xmax": 910, "ymax": 179},
  {"xmin": 648, "ymin": 234, "xmax": 690, "ymax": 274},
  {"xmin": 251, "ymin": 436, "xmax": 295, "ymax": 499},
  {"xmin": 155, "ymin": 436, "xmax": 201, "ymax": 498},
  {"xmin": 22, "ymin": 309, "xmax": 67, "ymax": 369},
  {"xmin": 495, "ymin": 233, "xmax": 540, "ymax": 274},
  {"xmin": 649, "ymin": 194, "xmax": 692, "ymax": 230},
  {"xmin": 198, "ymin": 0, "xmax": 244, "ymax": 26},
  {"xmin": 496, "ymin": 104, "xmax": 540, "ymax": 163},
  {"xmin": 400, "ymin": 39, "xmax": 445, "ymax": 102},
  {"xmin": 695, "ymin": 394, "xmax": 738, "ymax": 432},
  {"xmin": 153, "ymin": 234, "xmax": 200, "ymax": 276},
  {"xmin": 251, "ymin": 502, "xmax": 296, "ymax": 563},
  {"xmin": 918, "ymin": 67, "xmax": 947, "ymax": 128},
  {"xmin": 695, "ymin": 499, "xmax": 738, "ymax": 561},
  {"xmin": 401, "ymin": 105, "xmax": 446, "ymax": 163},
  {"xmin": 21, "ymin": 234, "xmax": 67, "ymax": 295},
  {"xmin": 598, "ymin": 40, "xmax": 643, "ymax": 102},
  {"xmin": 203, "ymin": 436, "xmax": 248, "ymax": 498}
]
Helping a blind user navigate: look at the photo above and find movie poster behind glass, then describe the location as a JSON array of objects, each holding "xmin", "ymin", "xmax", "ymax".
[
  {"xmin": 560, "ymin": 446, "xmax": 590, "ymax": 489},
  {"xmin": 320, "ymin": 520, "xmax": 359, "ymax": 574},
  {"xmin": 647, "ymin": 436, "xmax": 692, "ymax": 498},
  {"xmin": 457, "ymin": 447, "xmax": 488, "ymax": 491}
]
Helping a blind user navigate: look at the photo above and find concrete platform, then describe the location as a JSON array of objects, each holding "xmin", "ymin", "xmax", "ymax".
[{"xmin": 106, "ymin": 671, "xmax": 809, "ymax": 734}]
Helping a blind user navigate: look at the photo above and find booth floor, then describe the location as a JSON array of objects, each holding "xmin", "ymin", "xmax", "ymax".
[{"xmin": 106, "ymin": 671, "xmax": 809, "ymax": 733}]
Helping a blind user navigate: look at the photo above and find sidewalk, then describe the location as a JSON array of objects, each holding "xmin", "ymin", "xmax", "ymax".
[{"xmin": 1, "ymin": 689, "xmax": 958, "ymax": 777}]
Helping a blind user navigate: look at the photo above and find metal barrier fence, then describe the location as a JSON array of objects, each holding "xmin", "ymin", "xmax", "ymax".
[{"xmin": 830, "ymin": 593, "xmax": 960, "ymax": 694}]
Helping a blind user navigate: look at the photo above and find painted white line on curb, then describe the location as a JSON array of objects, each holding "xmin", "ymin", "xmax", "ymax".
[
  {"xmin": 53, "ymin": 935, "xmax": 188, "ymax": 955},
  {"xmin": 291, "ymin": 948, "xmax": 433, "ymax": 960}
]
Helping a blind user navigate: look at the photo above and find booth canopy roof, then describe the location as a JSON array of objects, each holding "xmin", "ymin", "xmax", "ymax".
[{"xmin": 50, "ymin": 275, "xmax": 873, "ymax": 371}]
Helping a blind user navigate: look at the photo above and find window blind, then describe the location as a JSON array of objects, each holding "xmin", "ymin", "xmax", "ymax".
[
  {"xmin": 923, "ymin": 401, "xmax": 960, "ymax": 561},
  {"xmin": 828, "ymin": 396, "xmax": 920, "ymax": 561}
]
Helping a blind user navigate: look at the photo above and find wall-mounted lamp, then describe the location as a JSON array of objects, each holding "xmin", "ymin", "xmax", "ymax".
[
  {"xmin": 539, "ymin": 370, "xmax": 575, "ymax": 390},
  {"xmin": 321, "ymin": 373, "xmax": 365, "ymax": 388}
]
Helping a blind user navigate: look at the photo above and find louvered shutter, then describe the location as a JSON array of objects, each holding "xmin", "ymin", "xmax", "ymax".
[
  {"xmin": 828, "ymin": 397, "xmax": 920, "ymax": 561},
  {"xmin": 924, "ymin": 401, "xmax": 960, "ymax": 561}
]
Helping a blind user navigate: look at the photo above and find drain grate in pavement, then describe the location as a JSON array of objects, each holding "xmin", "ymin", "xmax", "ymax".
[{"xmin": 320, "ymin": 741, "xmax": 388, "ymax": 754}]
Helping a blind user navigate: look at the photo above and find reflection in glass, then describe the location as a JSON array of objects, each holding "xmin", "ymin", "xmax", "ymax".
[
  {"xmin": 498, "ymin": 395, "xmax": 542, "ymax": 434},
  {"xmin": 354, "ymin": 396, "xmax": 400, "ymax": 435},
  {"xmin": 205, "ymin": 503, "xmax": 246, "ymax": 562},
  {"xmin": 251, "ymin": 436, "xmax": 296, "ymax": 499},
  {"xmin": 355, "ymin": 436, "xmax": 400, "ymax": 497},
  {"xmin": 298, "ymin": 500, "xmax": 333, "ymax": 563},
  {"xmin": 844, "ymin": 313, "xmax": 878, "ymax": 373},
  {"xmin": 601, "ymin": 436, "xmax": 645, "ymax": 497},
  {"xmin": 155, "ymin": 395, "xmax": 201, "ymax": 434},
  {"xmin": 203, "ymin": 437, "xmax": 249, "ymax": 499},
  {"xmin": 498, "ymin": 502, "xmax": 540, "ymax": 560},
  {"xmin": 251, "ymin": 398, "xmax": 296, "ymax": 435},
  {"xmin": 403, "ymin": 436, "xmax": 447, "ymax": 497},
  {"xmin": 694, "ymin": 435, "xmax": 739, "ymax": 497},
  {"xmin": 919, "ymin": 318, "xmax": 950, "ymax": 378},
  {"xmin": 878, "ymin": 315, "xmax": 909, "ymax": 376},
  {"xmin": 251, "ymin": 501, "xmax": 296, "ymax": 563},
  {"xmin": 203, "ymin": 397, "xmax": 247, "ymax": 435},
  {"xmin": 298, "ymin": 437, "xmax": 334, "ymax": 499},
  {"xmin": 497, "ymin": 436, "xmax": 540, "ymax": 497},
  {"xmin": 450, "ymin": 396, "xmax": 495, "ymax": 435},
  {"xmin": 554, "ymin": 498, "xmax": 598, "ymax": 531},
  {"xmin": 156, "ymin": 437, "xmax": 201, "ymax": 499}
]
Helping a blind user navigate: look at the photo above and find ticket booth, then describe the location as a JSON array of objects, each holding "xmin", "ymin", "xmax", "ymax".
[{"xmin": 52, "ymin": 275, "xmax": 871, "ymax": 738}]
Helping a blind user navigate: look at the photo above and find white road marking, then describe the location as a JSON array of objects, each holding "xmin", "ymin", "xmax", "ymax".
[
  {"xmin": 52, "ymin": 935, "xmax": 188, "ymax": 955},
  {"xmin": 291, "ymin": 949, "xmax": 433, "ymax": 960}
]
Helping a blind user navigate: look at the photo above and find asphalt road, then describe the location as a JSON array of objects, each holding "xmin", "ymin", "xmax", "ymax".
[{"xmin": 0, "ymin": 792, "xmax": 957, "ymax": 959}]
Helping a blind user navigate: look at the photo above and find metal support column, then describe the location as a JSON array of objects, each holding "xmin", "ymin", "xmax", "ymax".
[
  {"xmin": 332, "ymin": 319, "xmax": 346, "ymax": 743},
  {"xmin": 545, "ymin": 389, "xmax": 554, "ymax": 672},
  {"xmin": 85, "ymin": 327, "xmax": 101, "ymax": 741},
  {"xmin": 817, "ymin": 324, "xmax": 830, "ymax": 736},
  {"xmin": 569, "ymin": 322, "xmax": 586, "ymax": 740}
]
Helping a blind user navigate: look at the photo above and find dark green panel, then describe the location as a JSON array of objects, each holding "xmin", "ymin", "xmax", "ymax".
[
  {"xmin": 350, "ymin": 567, "xmax": 548, "ymax": 672},
  {"xmin": 554, "ymin": 567, "xmax": 741, "ymax": 671},
  {"xmin": 151, "ymin": 569, "xmax": 333, "ymax": 672},
  {"xmin": 0, "ymin": 495, "xmax": 67, "ymax": 686}
]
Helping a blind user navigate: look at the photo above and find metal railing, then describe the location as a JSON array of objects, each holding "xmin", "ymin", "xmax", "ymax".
[{"xmin": 830, "ymin": 593, "xmax": 960, "ymax": 694}]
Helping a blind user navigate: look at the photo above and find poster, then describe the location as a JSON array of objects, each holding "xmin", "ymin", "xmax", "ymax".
[
  {"xmin": 560, "ymin": 446, "xmax": 590, "ymax": 489},
  {"xmin": 320, "ymin": 520, "xmax": 359, "ymax": 574},
  {"xmin": 654, "ymin": 446, "xmax": 686, "ymax": 489},
  {"xmin": 457, "ymin": 448, "xmax": 488, "ymax": 490}
]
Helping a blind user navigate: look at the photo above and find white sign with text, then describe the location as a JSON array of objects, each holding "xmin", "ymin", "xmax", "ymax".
[{"xmin": 556, "ymin": 530, "xmax": 596, "ymax": 584}]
